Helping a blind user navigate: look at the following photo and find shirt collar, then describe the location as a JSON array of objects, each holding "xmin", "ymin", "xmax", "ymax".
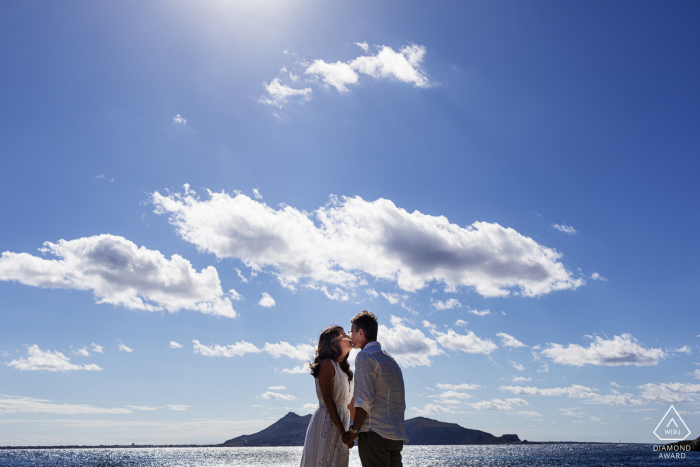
[{"xmin": 363, "ymin": 341, "xmax": 381, "ymax": 350}]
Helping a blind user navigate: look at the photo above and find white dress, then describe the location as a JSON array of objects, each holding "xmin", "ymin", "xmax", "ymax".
[{"xmin": 300, "ymin": 360, "xmax": 354, "ymax": 467}]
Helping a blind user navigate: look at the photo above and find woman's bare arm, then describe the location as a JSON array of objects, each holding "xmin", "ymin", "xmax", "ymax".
[{"xmin": 318, "ymin": 359, "xmax": 346, "ymax": 435}]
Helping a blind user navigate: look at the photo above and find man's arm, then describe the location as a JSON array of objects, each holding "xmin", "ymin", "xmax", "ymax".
[{"xmin": 342, "ymin": 353, "xmax": 376, "ymax": 447}]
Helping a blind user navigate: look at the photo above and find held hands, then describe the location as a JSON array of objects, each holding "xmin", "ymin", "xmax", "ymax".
[{"xmin": 341, "ymin": 431, "xmax": 356, "ymax": 449}]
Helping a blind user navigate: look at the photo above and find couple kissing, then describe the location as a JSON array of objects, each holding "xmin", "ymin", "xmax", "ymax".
[{"xmin": 300, "ymin": 311, "xmax": 407, "ymax": 467}]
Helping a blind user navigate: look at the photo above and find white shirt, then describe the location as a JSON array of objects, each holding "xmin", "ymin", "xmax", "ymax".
[{"xmin": 353, "ymin": 341, "xmax": 408, "ymax": 442}]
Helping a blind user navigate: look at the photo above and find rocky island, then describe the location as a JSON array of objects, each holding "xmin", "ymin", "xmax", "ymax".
[{"xmin": 222, "ymin": 412, "xmax": 520, "ymax": 446}]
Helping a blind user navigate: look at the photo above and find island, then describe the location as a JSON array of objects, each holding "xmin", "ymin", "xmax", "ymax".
[{"xmin": 222, "ymin": 412, "xmax": 520, "ymax": 446}]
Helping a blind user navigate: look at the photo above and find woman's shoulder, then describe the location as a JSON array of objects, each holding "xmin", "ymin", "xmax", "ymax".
[{"xmin": 317, "ymin": 358, "xmax": 337, "ymax": 373}]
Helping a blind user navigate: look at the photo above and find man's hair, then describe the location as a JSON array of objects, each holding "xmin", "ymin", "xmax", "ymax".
[{"xmin": 351, "ymin": 310, "xmax": 378, "ymax": 342}]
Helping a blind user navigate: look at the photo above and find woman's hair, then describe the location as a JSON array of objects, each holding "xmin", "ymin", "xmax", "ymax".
[{"xmin": 309, "ymin": 325, "xmax": 353, "ymax": 382}]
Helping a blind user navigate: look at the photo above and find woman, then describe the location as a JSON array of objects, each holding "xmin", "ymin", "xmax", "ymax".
[{"xmin": 300, "ymin": 325, "xmax": 355, "ymax": 467}]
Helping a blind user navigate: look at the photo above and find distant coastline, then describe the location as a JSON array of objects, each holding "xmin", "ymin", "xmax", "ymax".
[{"xmin": 0, "ymin": 412, "xmax": 659, "ymax": 449}]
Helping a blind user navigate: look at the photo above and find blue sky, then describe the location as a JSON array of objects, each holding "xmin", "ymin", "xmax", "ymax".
[{"xmin": 1, "ymin": 0, "xmax": 699, "ymax": 445}]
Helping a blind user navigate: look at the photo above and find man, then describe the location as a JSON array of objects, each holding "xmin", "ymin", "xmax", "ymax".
[{"xmin": 343, "ymin": 311, "xmax": 408, "ymax": 467}]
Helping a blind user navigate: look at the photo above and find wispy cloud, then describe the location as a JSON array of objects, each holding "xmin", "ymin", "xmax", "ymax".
[
  {"xmin": 590, "ymin": 272, "xmax": 608, "ymax": 281},
  {"xmin": 72, "ymin": 347, "xmax": 90, "ymax": 357},
  {"xmin": 430, "ymin": 328, "xmax": 498, "ymax": 355},
  {"xmin": 260, "ymin": 391, "xmax": 296, "ymax": 401},
  {"xmin": 192, "ymin": 340, "xmax": 261, "ymax": 358},
  {"xmin": 0, "ymin": 234, "xmax": 238, "ymax": 317},
  {"xmin": 169, "ymin": 341, "xmax": 183, "ymax": 349},
  {"xmin": 118, "ymin": 341, "xmax": 133, "ymax": 353},
  {"xmin": 500, "ymin": 384, "xmax": 643, "ymax": 406},
  {"xmin": 541, "ymin": 334, "xmax": 665, "ymax": 367},
  {"xmin": 497, "ymin": 333, "xmax": 528, "ymax": 348},
  {"xmin": 638, "ymin": 382, "xmax": 700, "ymax": 403},
  {"xmin": 470, "ymin": 398, "xmax": 527, "ymax": 411},
  {"xmin": 173, "ymin": 114, "xmax": 186, "ymax": 125},
  {"xmin": 258, "ymin": 78, "xmax": 312, "ymax": 108},
  {"xmin": 261, "ymin": 43, "xmax": 431, "ymax": 108},
  {"xmin": 431, "ymin": 298, "xmax": 461, "ymax": 310},
  {"xmin": 552, "ymin": 224, "xmax": 577, "ymax": 235},
  {"xmin": 152, "ymin": 189, "xmax": 583, "ymax": 299},
  {"xmin": 435, "ymin": 383, "xmax": 480, "ymax": 390},
  {"xmin": 0, "ymin": 396, "xmax": 129, "ymax": 414},
  {"xmin": 7, "ymin": 345, "xmax": 102, "ymax": 372}
]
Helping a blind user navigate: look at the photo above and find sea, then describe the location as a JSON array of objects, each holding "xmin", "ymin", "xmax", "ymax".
[{"xmin": 0, "ymin": 444, "xmax": 698, "ymax": 467}]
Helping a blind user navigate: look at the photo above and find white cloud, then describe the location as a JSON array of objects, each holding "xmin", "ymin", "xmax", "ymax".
[
  {"xmin": 279, "ymin": 364, "xmax": 308, "ymax": 374},
  {"xmin": 559, "ymin": 407, "xmax": 585, "ymax": 417},
  {"xmin": 7, "ymin": 345, "xmax": 102, "ymax": 372},
  {"xmin": 72, "ymin": 347, "xmax": 90, "ymax": 357},
  {"xmin": 258, "ymin": 78, "xmax": 312, "ymax": 107},
  {"xmin": 258, "ymin": 292, "xmax": 276, "ymax": 307},
  {"xmin": 541, "ymin": 334, "xmax": 665, "ymax": 367},
  {"xmin": 169, "ymin": 341, "xmax": 183, "ymax": 349},
  {"xmin": 410, "ymin": 403, "xmax": 457, "ymax": 417},
  {"xmin": 90, "ymin": 343, "xmax": 104, "ymax": 353},
  {"xmin": 305, "ymin": 60, "xmax": 359, "ymax": 93},
  {"xmin": 381, "ymin": 292, "xmax": 408, "ymax": 305},
  {"xmin": 428, "ymin": 390, "xmax": 473, "ymax": 400},
  {"xmin": 422, "ymin": 320, "xmax": 436, "ymax": 330},
  {"xmin": 95, "ymin": 175, "xmax": 104, "ymax": 179},
  {"xmin": 365, "ymin": 288, "xmax": 379, "ymax": 298},
  {"xmin": 379, "ymin": 316, "xmax": 443, "ymax": 367},
  {"xmin": 264, "ymin": 342, "xmax": 316, "ymax": 361},
  {"xmin": 512, "ymin": 376, "xmax": 531, "ymax": 382},
  {"xmin": 509, "ymin": 361, "xmax": 525, "ymax": 371},
  {"xmin": 454, "ymin": 319, "xmax": 468, "ymax": 327},
  {"xmin": 268, "ymin": 385, "xmax": 287, "ymax": 390},
  {"xmin": 152, "ymin": 190, "xmax": 583, "ymax": 298},
  {"xmin": 349, "ymin": 45, "xmax": 430, "ymax": 88},
  {"xmin": 126, "ymin": 405, "xmax": 159, "ymax": 411},
  {"xmin": 590, "ymin": 272, "xmax": 608, "ymax": 281},
  {"xmin": 435, "ymin": 383, "xmax": 480, "ymax": 390},
  {"xmin": 260, "ymin": 391, "xmax": 296, "ymax": 401},
  {"xmin": 610, "ymin": 382, "xmax": 622, "ymax": 388},
  {"xmin": 467, "ymin": 308, "xmax": 490, "ymax": 316},
  {"xmin": 693, "ymin": 369, "xmax": 700, "ymax": 379},
  {"xmin": 431, "ymin": 298, "xmax": 461, "ymax": 310},
  {"xmin": 470, "ymin": 398, "xmax": 527, "ymax": 411},
  {"xmin": 552, "ymin": 224, "xmax": 576, "ymax": 234},
  {"xmin": 118, "ymin": 341, "xmax": 133, "ymax": 353},
  {"xmin": 192, "ymin": 340, "xmax": 261, "ymax": 358},
  {"xmin": 253, "ymin": 188, "xmax": 263, "ymax": 200},
  {"xmin": 354, "ymin": 42, "xmax": 369, "ymax": 52},
  {"xmin": 497, "ymin": 333, "xmax": 527, "ymax": 348},
  {"xmin": 517, "ymin": 411, "xmax": 542, "ymax": 417},
  {"xmin": 0, "ymin": 234, "xmax": 237, "ymax": 318},
  {"xmin": 672, "ymin": 345, "xmax": 692, "ymax": 355},
  {"xmin": 229, "ymin": 289, "xmax": 243, "ymax": 301},
  {"xmin": 304, "ymin": 44, "xmax": 431, "ymax": 94},
  {"xmin": 0, "ymin": 396, "xmax": 129, "ymax": 414},
  {"xmin": 165, "ymin": 405, "xmax": 189, "ymax": 411},
  {"xmin": 638, "ymin": 382, "xmax": 700, "ymax": 404},
  {"xmin": 173, "ymin": 114, "xmax": 186, "ymax": 125},
  {"xmin": 431, "ymin": 329, "xmax": 498, "ymax": 354},
  {"xmin": 500, "ymin": 384, "xmax": 644, "ymax": 406}
]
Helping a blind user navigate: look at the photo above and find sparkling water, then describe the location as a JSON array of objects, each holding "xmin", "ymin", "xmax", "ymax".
[{"xmin": 0, "ymin": 444, "xmax": 698, "ymax": 466}]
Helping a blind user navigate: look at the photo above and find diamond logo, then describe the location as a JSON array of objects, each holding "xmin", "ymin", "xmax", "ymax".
[{"xmin": 653, "ymin": 405, "xmax": 691, "ymax": 441}]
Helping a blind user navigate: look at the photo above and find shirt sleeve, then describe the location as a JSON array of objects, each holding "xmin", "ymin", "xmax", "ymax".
[{"xmin": 353, "ymin": 351, "xmax": 376, "ymax": 414}]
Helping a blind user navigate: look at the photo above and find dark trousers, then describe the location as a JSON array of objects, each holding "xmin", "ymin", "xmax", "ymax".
[{"xmin": 358, "ymin": 431, "xmax": 403, "ymax": 467}]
